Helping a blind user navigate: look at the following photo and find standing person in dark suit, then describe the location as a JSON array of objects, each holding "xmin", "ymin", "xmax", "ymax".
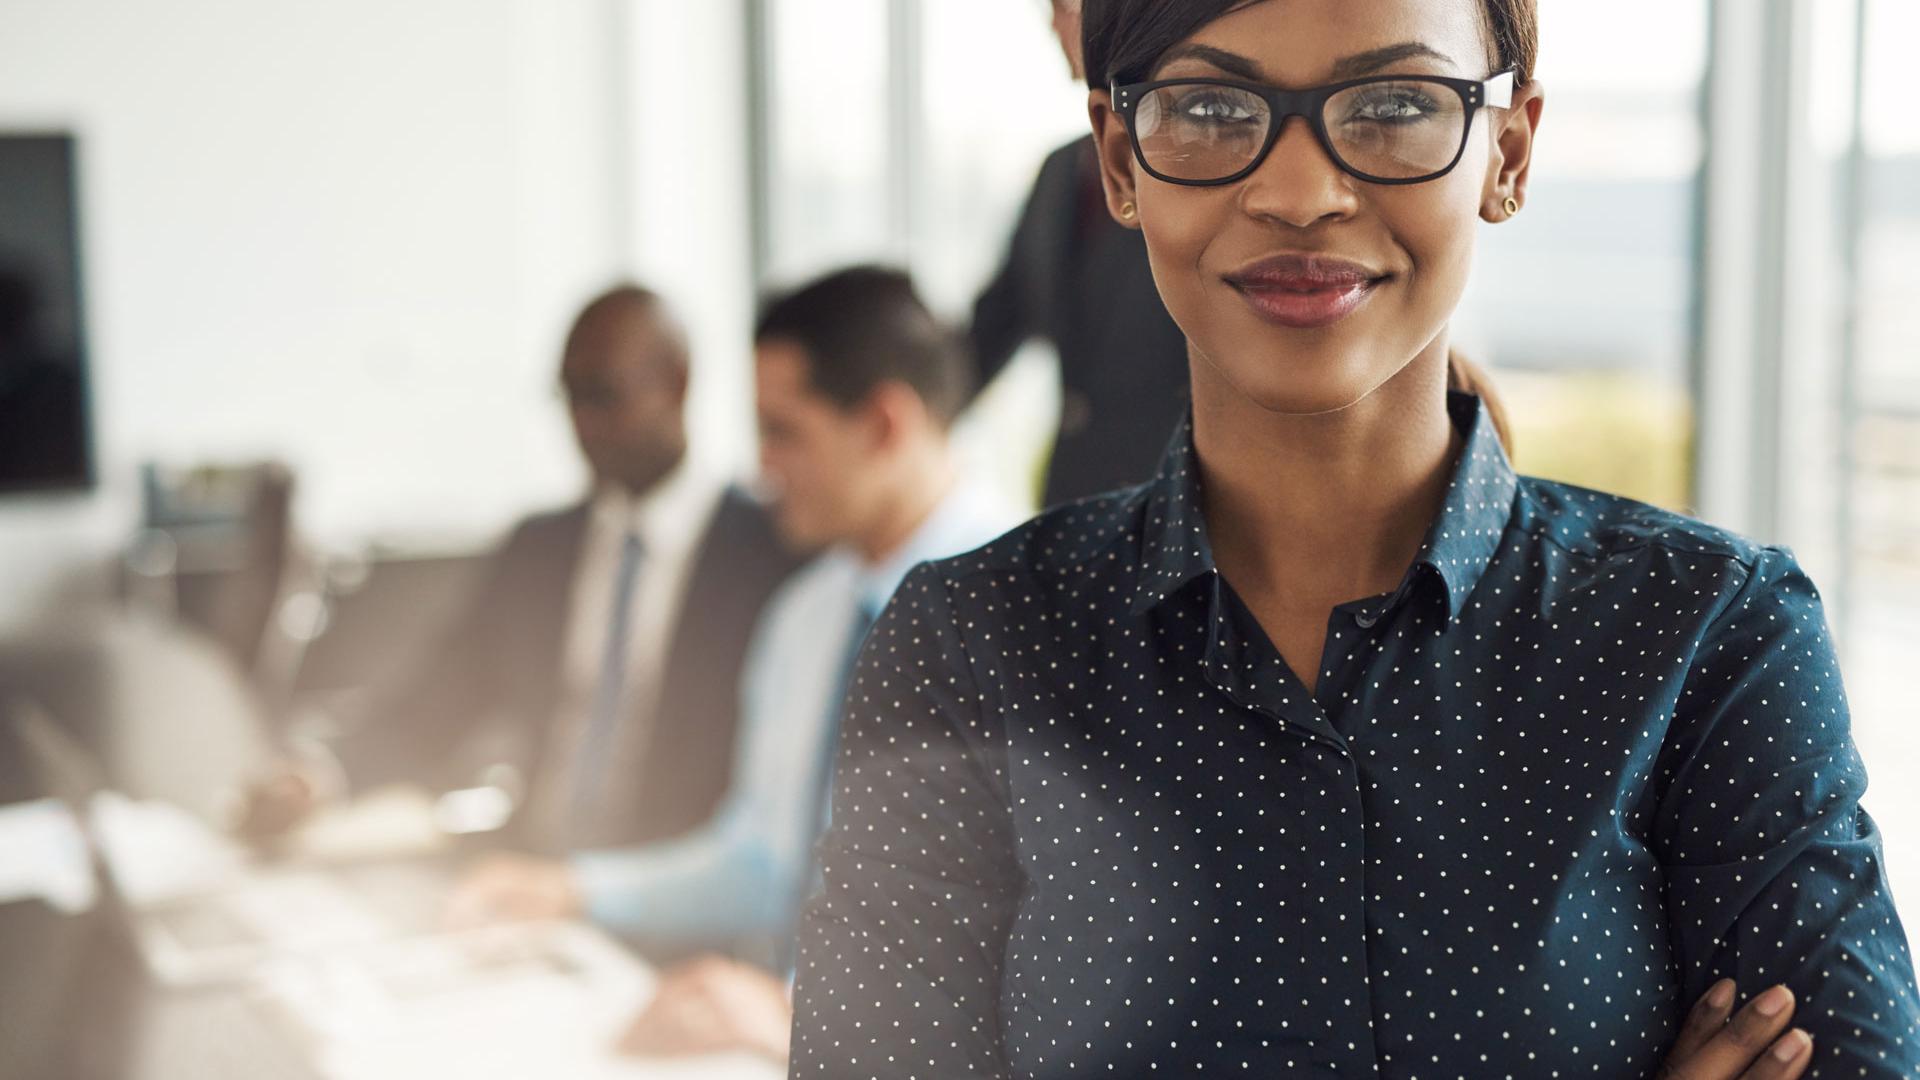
[
  {"xmin": 237, "ymin": 285, "xmax": 804, "ymax": 868},
  {"xmin": 968, "ymin": 0, "xmax": 1189, "ymax": 507}
]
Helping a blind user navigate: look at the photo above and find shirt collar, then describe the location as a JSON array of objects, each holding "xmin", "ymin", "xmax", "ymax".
[
  {"xmin": 1130, "ymin": 389, "xmax": 1519, "ymax": 625},
  {"xmin": 589, "ymin": 452, "xmax": 722, "ymax": 552},
  {"xmin": 839, "ymin": 479, "xmax": 1016, "ymax": 617}
]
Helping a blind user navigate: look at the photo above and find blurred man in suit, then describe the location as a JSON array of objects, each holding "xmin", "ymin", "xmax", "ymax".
[
  {"xmin": 967, "ymin": 0, "xmax": 1189, "ymax": 507},
  {"xmin": 446, "ymin": 268, "xmax": 1020, "ymax": 1064},
  {"xmin": 239, "ymin": 285, "xmax": 803, "ymax": 859}
]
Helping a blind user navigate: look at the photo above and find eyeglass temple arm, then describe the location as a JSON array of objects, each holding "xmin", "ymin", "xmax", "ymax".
[{"xmin": 1482, "ymin": 70, "xmax": 1516, "ymax": 109}]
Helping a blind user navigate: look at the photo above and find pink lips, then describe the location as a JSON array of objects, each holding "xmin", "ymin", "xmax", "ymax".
[{"xmin": 1224, "ymin": 254, "xmax": 1388, "ymax": 330}]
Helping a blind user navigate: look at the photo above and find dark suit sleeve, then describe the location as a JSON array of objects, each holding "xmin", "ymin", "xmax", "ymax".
[
  {"xmin": 326, "ymin": 520, "xmax": 544, "ymax": 792},
  {"xmin": 966, "ymin": 144, "xmax": 1076, "ymax": 394}
]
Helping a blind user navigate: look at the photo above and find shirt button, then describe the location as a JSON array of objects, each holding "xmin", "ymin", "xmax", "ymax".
[{"xmin": 1354, "ymin": 611, "xmax": 1378, "ymax": 629}]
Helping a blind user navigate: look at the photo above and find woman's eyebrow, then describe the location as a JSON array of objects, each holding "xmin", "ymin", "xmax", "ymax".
[
  {"xmin": 1152, "ymin": 40, "xmax": 1457, "ymax": 82},
  {"xmin": 1152, "ymin": 43, "xmax": 1264, "ymax": 80},
  {"xmin": 1330, "ymin": 42, "xmax": 1458, "ymax": 79}
]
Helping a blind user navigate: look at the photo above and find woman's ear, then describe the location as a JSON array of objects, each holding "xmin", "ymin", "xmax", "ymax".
[
  {"xmin": 1481, "ymin": 79, "xmax": 1545, "ymax": 223},
  {"xmin": 1089, "ymin": 89, "xmax": 1142, "ymax": 229}
]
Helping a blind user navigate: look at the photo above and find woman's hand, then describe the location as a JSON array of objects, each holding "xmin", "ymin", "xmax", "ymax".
[{"xmin": 1657, "ymin": 979, "xmax": 1814, "ymax": 1079}]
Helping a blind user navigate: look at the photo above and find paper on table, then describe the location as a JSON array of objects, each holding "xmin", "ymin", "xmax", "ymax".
[
  {"xmin": 0, "ymin": 798, "xmax": 96, "ymax": 913},
  {"xmin": 90, "ymin": 790, "xmax": 249, "ymax": 905},
  {"xmin": 282, "ymin": 786, "xmax": 450, "ymax": 865},
  {"xmin": 256, "ymin": 921, "xmax": 784, "ymax": 1080}
]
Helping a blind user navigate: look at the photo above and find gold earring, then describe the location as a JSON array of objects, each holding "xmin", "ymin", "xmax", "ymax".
[
  {"xmin": 1119, "ymin": 201, "xmax": 1137, "ymax": 221},
  {"xmin": 1503, "ymin": 196, "xmax": 1520, "ymax": 217}
]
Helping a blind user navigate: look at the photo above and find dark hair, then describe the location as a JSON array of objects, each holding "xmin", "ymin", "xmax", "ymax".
[
  {"xmin": 566, "ymin": 282, "xmax": 688, "ymax": 368},
  {"xmin": 1083, "ymin": 0, "xmax": 1539, "ymax": 90},
  {"xmin": 754, "ymin": 265, "xmax": 972, "ymax": 427}
]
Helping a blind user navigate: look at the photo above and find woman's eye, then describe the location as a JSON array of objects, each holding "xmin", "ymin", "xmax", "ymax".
[
  {"xmin": 1347, "ymin": 90, "xmax": 1438, "ymax": 123},
  {"xmin": 1176, "ymin": 94, "xmax": 1257, "ymax": 123}
]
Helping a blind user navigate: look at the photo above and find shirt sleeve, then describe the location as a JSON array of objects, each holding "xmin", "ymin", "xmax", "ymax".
[
  {"xmin": 570, "ymin": 803, "xmax": 791, "ymax": 947},
  {"xmin": 967, "ymin": 148, "xmax": 1069, "ymax": 396},
  {"xmin": 1654, "ymin": 545, "xmax": 1920, "ymax": 1076},
  {"xmin": 787, "ymin": 562, "xmax": 1023, "ymax": 1078}
]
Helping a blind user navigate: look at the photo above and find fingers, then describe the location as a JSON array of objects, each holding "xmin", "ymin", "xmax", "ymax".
[
  {"xmin": 1669, "ymin": 978, "xmax": 1738, "ymax": 1064},
  {"xmin": 618, "ymin": 956, "xmax": 793, "ymax": 1062},
  {"xmin": 441, "ymin": 863, "xmax": 520, "ymax": 930},
  {"xmin": 1726, "ymin": 986, "xmax": 1797, "ymax": 1060},
  {"xmin": 440, "ymin": 880, "xmax": 498, "ymax": 931},
  {"xmin": 621, "ymin": 980, "xmax": 728, "ymax": 1056},
  {"xmin": 1737, "ymin": 1028, "xmax": 1812, "ymax": 1080},
  {"xmin": 441, "ymin": 857, "xmax": 579, "ymax": 931},
  {"xmin": 1668, "ymin": 984, "xmax": 1800, "ymax": 1080},
  {"xmin": 229, "ymin": 771, "xmax": 315, "ymax": 840}
]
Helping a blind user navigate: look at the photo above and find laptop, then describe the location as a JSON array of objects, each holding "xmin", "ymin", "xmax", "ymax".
[{"xmin": 10, "ymin": 698, "xmax": 447, "ymax": 985}]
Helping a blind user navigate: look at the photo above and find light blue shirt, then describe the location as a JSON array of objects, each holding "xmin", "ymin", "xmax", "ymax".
[{"xmin": 570, "ymin": 479, "xmax": 1020, "ymax": 948}]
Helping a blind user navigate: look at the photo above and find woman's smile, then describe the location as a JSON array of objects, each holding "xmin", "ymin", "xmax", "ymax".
[{"xmin": 1222, "ymin": 252, "xmax": 1390, "ymax": 329}]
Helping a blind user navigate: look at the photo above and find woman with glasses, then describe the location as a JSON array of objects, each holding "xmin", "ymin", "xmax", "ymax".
[{"xmin": 787, "ymin": 2, "xmax": 1920, "ymax": 1077}]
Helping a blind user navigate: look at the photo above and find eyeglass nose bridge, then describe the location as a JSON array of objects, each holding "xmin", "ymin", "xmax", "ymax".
[
  {"xmin": 1252, "ymin": 83, "xmax": 1339, "ymax": 126},
  {"xmin": 1239, "ymin": 97, "xmax": 1368, "ymax": 208},
  {"xmin": 1227, "ymin": 85, "xmax": 1360, "ymax": 187}
]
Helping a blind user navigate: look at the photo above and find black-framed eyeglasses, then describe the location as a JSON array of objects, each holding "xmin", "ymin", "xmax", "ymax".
[{"xmin": 1110, "ymin": 69, "xmax": 1516, "ymax": 187}]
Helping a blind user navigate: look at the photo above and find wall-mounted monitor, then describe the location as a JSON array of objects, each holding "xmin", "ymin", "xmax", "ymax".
[{"xmin": 0, "ymin": 133, "xmax": 94, "ymax": 494}]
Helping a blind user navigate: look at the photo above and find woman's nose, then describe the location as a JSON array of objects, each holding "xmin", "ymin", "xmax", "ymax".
[{"xmin": 1236, "ymin": 115, "xmax": 1361, "ymax": 229}]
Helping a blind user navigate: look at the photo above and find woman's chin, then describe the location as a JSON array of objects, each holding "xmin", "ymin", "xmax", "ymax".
[{"xmin": 1206, "ymin": 356, "xmax": 1381, "ymax": 417}]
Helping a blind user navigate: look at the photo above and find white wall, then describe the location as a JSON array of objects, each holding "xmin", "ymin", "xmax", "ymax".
[
  {"xmin": 0, "ymin": 0, "xmax": 755, "ymax": 626},
  {"xmin": 625, "ymin": 0, "xmax": 757, "ymax": 486}
]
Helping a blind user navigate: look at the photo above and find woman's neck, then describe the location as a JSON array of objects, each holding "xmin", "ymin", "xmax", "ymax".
[{"xmin": 1191, "ymin": 341, "xmax": 1464, "ymax": 610}]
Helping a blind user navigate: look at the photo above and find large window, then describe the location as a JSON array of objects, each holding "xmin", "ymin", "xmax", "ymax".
[
  {"xmin": 1844, "ymin": 0, "xmax": 1920, "ymax": 903},
  {"xmin": 909, "ymin": 1, "xmax": 1085, "ymax": 314},
  {"xmin": 758, "ymin": 0, "xmax": 1083, "ymax": 509},
  {"xmin": 1454, "ymin": 1, "xmax": 1709, "ymax": 511},
  {"xmin": 759, "ymin": 0, "xmax": 896, "ymax": 285}
]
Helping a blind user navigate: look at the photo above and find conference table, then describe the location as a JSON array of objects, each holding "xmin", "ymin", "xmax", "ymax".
[
  {"xmin": 0, "ymin": 614, "xmax": 784, "ymax": 1080},
  {"xmin": 0, "ymin": 867, "xmax": 785, "ymax": 1080}
]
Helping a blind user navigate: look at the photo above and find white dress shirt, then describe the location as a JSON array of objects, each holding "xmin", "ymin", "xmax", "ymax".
[
  {"xmin": 527, "ymin": 455, "xmax": 726, "ymax": 841},
  {"xmin": 569, "ymin": 477, "xmax": 1021, "ymax": 947}
]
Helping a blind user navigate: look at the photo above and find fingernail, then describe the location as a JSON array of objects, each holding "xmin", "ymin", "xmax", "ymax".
[
  {"xmin": 1708, "ymin": 979, "xmax": 1735, "ymax": 1010},
  {"xmin": 1755, "ymin": 984, "xmax": 1792, "ymax": 1017},
  {"xmin": 1772, "ymin": 1028, "xmax": 1811, "ymax": 1062}
]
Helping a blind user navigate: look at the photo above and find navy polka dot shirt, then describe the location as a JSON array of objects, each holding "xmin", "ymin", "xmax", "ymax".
[{"xmin": 789, "ymin": 390, "xmax": 1920, "ymax": 1078}]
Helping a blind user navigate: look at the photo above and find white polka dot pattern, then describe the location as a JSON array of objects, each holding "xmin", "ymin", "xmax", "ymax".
[{"xmin": 787, "ymin": 391, "xmax": 1920, "ymax": 1079}]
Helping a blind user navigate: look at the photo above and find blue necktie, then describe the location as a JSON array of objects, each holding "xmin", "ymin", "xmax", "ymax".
[
  {"xmin": 571, "ymin": 530, "xmax": 644, "ymax": 840},
  {"xmin": 814, "ymin": 598, "xmax": 878, "ymax": 830},
  {"xmin": 778, "ymin": 597, "xmax": 878, "ymax": 971}
]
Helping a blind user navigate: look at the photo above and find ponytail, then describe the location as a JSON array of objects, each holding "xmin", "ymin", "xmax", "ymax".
[{"xmin": 1447, "ymin": 351, "xmax": 1515, "ymax": 457}]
